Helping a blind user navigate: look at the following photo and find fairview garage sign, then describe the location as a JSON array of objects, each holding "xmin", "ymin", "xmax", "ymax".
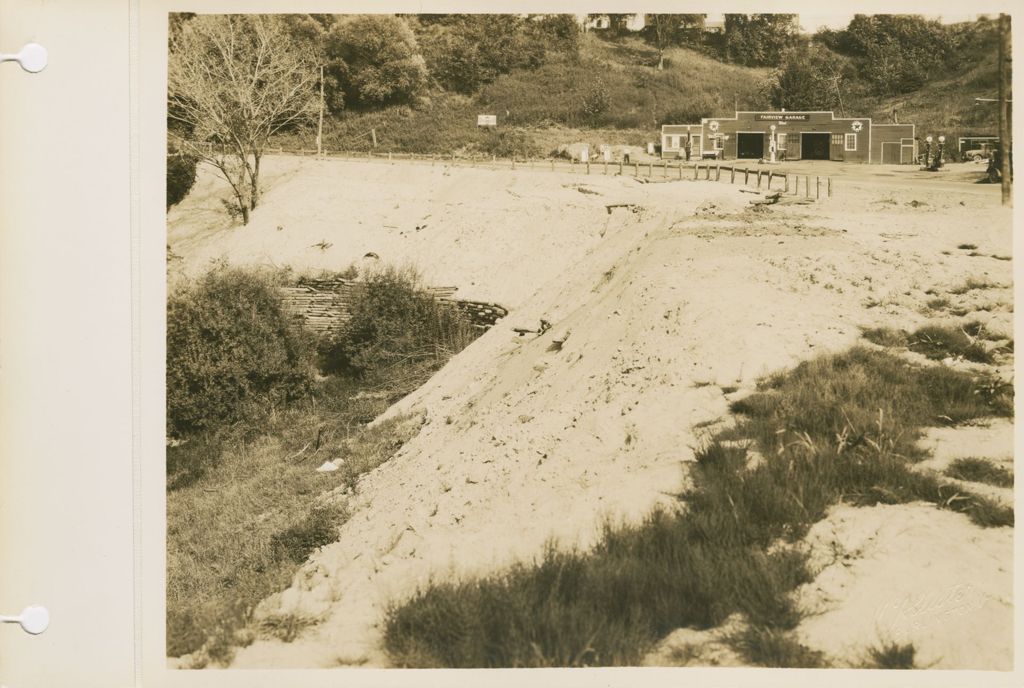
[{"xmin": 755, "ymin": 113, "xmax": 809, "ymax": 122}]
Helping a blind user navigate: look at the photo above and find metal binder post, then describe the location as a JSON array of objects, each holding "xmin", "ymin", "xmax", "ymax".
[
  {"xmin": 0, "ymin": 43, "xmax": 47, "ymax": 72},
  {"xmin": 0, "ymin": 606, "xmax": 49, "ymax": 635}
]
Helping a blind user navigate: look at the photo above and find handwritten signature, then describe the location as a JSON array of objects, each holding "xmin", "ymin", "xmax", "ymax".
[{"xmin": 875, "ymin": 583, "xmax": 985, "ymax": 640}]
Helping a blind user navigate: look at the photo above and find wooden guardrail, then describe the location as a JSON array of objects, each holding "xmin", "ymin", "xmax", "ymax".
[{"xmin": 184, "ymin": 141, "xmax": 832, "ymax": 198}]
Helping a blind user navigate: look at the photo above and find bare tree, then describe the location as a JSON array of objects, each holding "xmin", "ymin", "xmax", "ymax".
[{"xmin": 168, "ymin": 15, "xmax": 320, "ymax": 224}]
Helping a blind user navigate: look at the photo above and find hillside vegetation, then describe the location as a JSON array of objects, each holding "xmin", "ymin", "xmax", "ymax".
[{"xmin": 273, "ymin": 33, "xmax": 769, "ymax": 157}]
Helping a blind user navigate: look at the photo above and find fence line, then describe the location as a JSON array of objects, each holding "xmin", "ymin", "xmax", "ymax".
[{"xmin": 184, "ymin": 141, "xmax": 832, "ymax": 198}]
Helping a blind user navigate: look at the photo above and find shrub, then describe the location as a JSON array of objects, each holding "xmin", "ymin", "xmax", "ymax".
[
  {"xmin": 167, "ymin": 267, "xmax": 315, "ymax": 437},
  {"xmin": 167, "ymin": 148, "xmax": 199, "ymax": 209},
  {"xmin": 323, "ymin": 265, "xmax": 477, "ymax": 380}
]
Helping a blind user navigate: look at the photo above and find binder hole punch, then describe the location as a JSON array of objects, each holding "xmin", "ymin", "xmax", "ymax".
[
  {"xmin": 0, "ymin": 43, "xmax": 47, "ymax": 73},
  {"xmin": 0, "ymin": 606, "xmax": 49, "ymax": 635}
]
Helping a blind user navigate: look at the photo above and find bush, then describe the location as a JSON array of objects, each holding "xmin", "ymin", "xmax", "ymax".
[
  {"xmin": 324, "ymin": 265, "xmax": 478, "ymax": 380},
  {"xmin": 167, "ymin": 149, "xmax": 199, "ymax": 210},
  {"xmin": 326, "ymin": 15, "xmax": 428, "ymax": 108},
  {"xmin": 167, "ymin": 267, "xmax": 315, "ymax": 437}
]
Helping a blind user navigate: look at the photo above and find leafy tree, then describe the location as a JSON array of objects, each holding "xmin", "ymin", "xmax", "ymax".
[
  {"xmin": 723, "ymin": 14, "xmax": 800, "ymax": 67},
  {"xmin": 326, "ymin": 15, "xmax": 428, "ymax": 109},
  {"xmin": 768, "ymin": 44, "xmax": 851, "ymax": 112},
  {"xmin": 527, "ymin": 14, "xmax": 582, "ymax": 56},
  {"xmin": 818, "ymin": 14, "xmax": 959, "ymax": 96},
  {"xmin": 168, "ymin": 15, "xmax": 319, "ymax": 224},
  {"xmin": 416, "ymin": 15, "xmax": 548, "ymax": 94},
  {"xmin": 646, "ymin": 15, "xmax": 681, "ymax": 70}
]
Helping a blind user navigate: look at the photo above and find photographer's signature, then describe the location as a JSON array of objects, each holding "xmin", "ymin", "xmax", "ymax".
[{"xmin": 875, "ymin": 583, "xmax": 985, "ymax": 640}]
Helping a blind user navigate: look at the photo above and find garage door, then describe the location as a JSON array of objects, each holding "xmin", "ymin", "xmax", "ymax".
[
  {"xmin": 801, "ymin": 133, "xmax": 830, "ymax": 160},
  {"xmin": 881, "ymin": 142, "xmax": 901, "ymax": 164},
  {"xmin": 737, "ymin": 133, "xmax": 764, "ymax": 159}
]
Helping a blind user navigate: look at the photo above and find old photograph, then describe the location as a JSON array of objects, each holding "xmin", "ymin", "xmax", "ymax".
[{"xmin": 164, "ymin": 11, "xmax": 1014, "ymax": 671}]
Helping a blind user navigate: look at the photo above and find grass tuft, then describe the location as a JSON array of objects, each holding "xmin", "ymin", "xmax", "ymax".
[
  {"xmin": 949, "ymin": 277, "xmax": 1004, "ymax": 295},
  {"xmin": 731, "ymin": 627, "xmax": 826, "ymax": 668},
  {"xmin": 945, "ymin": 457, "xmax": 1013, "ymax": 488},
  {"xmin": 862, "ymin": 324, "xmax": 994, "ymax": 363},
  {"xmin": 866, "ymin": 641, "xmax": 916, "ymax": 669}
]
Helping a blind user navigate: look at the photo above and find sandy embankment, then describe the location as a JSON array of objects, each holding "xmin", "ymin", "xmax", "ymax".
[{"xmin": 169, "ymin": 157, "xmax": 1013, "ymax": 669}]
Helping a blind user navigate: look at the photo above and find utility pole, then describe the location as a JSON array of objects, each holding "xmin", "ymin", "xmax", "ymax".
[
  {"xmin": 316, "ymin": 64, "xmax": 325, "ymax": 157},
  {"xmin": 998, "ymin": 13, "xmax": 1012, "ymax": 205}
]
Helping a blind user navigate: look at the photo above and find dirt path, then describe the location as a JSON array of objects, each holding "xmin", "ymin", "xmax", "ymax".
[{"xmin": 170, "ymin": 157, "xmax": 1011, "ymax": 669}]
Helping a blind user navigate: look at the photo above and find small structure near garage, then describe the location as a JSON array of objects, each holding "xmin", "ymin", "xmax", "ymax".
[{"xmin": 662, "ymin": 110, "xmax": 916, "ymax": 164}]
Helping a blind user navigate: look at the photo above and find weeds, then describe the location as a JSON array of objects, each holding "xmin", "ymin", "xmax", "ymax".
[
  {"xmin": 945, "ymin": 457, "xmax": 1013, "ymax": 488},
  {"xmin": 862, "ymin": 324, "xmax": 994, "ymax": 363},
  {"xmin": 949, "ymin": 277, "xmax": 1004, "ymax": 295},
  {"xmin": 383, "ymin": 348, "xmax": 1012, "ymax": 668},
  {"xmin": 259, "ymin": 614, "xmax": 316, "ymax": 643},
  {"xmin": 957, "ymin": 243, "xmax": 978, "ymax": 250},
  {"xmin": 866, "ymin": 641, "xmax": 916, "ymax": 669}
]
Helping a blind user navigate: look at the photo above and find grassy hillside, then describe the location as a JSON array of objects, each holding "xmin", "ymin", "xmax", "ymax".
[
  {"xmin": 273, "ymin": 33, "xmax": 768, "ymax": 156},
  {"xmin": 271, "ymin": 24, "xmax": 1004, "ymax": 160}
]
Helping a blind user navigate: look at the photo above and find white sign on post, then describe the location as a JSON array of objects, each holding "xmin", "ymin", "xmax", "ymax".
[{"xmin": 477, "ymin": 114, "xmax": 497, "ymax": 127}]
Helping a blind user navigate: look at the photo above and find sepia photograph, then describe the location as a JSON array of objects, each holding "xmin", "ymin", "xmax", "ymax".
[{"xmin": 164, "ymin": 10, "xmax": 1014, "ymax": 672}]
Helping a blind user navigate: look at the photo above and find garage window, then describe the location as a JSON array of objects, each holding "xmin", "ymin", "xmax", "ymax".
[
  {"xmin": 831, "ymin": 134, "xmax": 843, "ymax": 145},
  {"xmin": 845, "ymin": 133, "xmax": 857, "ymax": 151},
  {"xmin": 776, "ymin": 133, "xmax": 787, "ymax": 150}
]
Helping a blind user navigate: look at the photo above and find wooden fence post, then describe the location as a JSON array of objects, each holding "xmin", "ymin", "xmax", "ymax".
[
  {"xmin": 716, "ymin": 165, "xmax": 721, "ymax": 181},
  {"xmin": 828, "ymin": 177, "xmax": 832, "ymax": 198},
  {"xmin": 586, "ymin": 160, "xmax": 590, "ymax": 175},
  {"xmin": 816, "ymin": 176, "xmax": 820, "ymax": 199},
  {"xmin": 730, "ymin": 166, "xmax": 735, "ymax": 184},
  {"xmin": 757, "ymin": 170, "xmax": 762, "ymax": 188},
  {"xmin": 744, "ymin": 167, "xmax": 749, "ymax": 184},
  {"xmin": 648, "ymin": 162, "xmax": 653, "ymax": 177},
  {"xmin": 678, "ymin": 163, "xmax": 682, "ymax": 180},
  {"xmin": 551, "ymin": 159, "xmax": 555, "ymax": 171},
  {"xmin": 635, "ymin": 162, "xmax": 640, "ymax": 177},
  {"xmin": 619, "ymin": 161, "xmax": 624, "ymax": 175},
  {"xmin": 805, "ymin": 176, "xmax": 811, "ymax": 198},
  {"xmin": 767, "ymin": 172, "xmax": 773, "ymax": 189},
  {"xmin": 694, "ymin": 164, "xmax": 699, "ymax": 180},
  {"xmin": 784, "ymin": 175, "xmax": 789, "ymax": 193},
  {"xmin": 662, "ymin": 162, "xmax": 667, "ymax": 178},
  {"xmin": 604, "ymin": 160, "xmax": 608, "ymax": 175}
]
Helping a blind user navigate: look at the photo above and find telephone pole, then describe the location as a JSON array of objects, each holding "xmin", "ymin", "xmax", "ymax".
[
  {"xmin": 316, "ymin": 64, "xmax": 325, "ymax": 157},
  {"xmin": 998, "ymin": 13, "xmax": 1011, "ymax": 205}
]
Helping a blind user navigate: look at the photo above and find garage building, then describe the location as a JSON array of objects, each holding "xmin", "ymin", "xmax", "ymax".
[{"xmin": 662, "ymin": 110, "xmax": 916, "ymax": 164}]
